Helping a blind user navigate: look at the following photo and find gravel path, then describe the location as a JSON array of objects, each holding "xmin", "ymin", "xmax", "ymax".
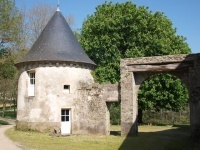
[
  {"xmin": 0, "ymin": 125, "xmax": 22, "ymax": 150},
  {"xmin": 0, "ymin": 117, "xmax": 22, "ymax": 150}
]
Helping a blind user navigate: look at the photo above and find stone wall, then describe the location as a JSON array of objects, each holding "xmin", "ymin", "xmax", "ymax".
[
  {"xmin": 16, "ymin": 62, "xmax": 120, "ymax": 135},
  {"xmin": 73, "ymin": 82, "xmax": 120, "ymax": 135},
  {"xmin": 189, "ymin": 54, "xmax": 200, "ymax": 138},
  {"xmin": 120, "ymin": 54, "xmax": 200, "ymax": 139},
  {"xmin": 17, "ymin": 64, "xmax": 94, "ymax": 122}
]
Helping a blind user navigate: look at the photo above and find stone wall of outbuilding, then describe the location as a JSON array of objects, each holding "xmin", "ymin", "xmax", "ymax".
[{"xmin": 73, "ymin": 82, "xmax": 120, "ymax": 135}]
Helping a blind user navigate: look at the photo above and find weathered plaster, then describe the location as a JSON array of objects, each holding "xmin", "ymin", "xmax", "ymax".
[
  {"xmin": 17, "ymin": 62, "xmax": 120, "ymax": 135},
  {"xmin": 17, "ymin": 63, "xmax": 95, "ymax": 134}
]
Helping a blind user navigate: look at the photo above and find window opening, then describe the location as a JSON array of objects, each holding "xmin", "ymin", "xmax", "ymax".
[
  {"xmin": 30, "ymin": 72, "xmax": 35, "ymax": 85},
  {"xmin": 61, "ymin": 109, "xmax": 70, "ymax": 122},
  {"xmin": 63, "ymin": 85, "xmax": 70, "ymax": 93},
  {"xmin": 28, "ymin": 72, "xmax": 35, "ymax": 96}
]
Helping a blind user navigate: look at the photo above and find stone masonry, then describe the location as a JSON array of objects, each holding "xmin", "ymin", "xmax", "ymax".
[{"xmin": 120, "ymin": 54, "xmax": 200, "ymax": 139}]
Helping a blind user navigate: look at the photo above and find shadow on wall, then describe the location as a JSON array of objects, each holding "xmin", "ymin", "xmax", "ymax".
[{"xmin": 118, "ymin": 124, "xmax": 200, "ymax": 150}]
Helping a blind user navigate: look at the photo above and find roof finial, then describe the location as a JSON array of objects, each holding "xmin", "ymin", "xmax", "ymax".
[{"xmin": 56, "ymin": 0, "xmax": 60, "ymax": 11}]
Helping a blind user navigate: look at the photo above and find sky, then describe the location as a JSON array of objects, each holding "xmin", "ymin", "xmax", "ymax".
[{"xmin": 15, "ymin": 0, "xmax": 200, "ymax": 53}]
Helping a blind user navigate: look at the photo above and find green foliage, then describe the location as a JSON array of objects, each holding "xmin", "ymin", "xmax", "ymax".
[
  {"xmin": 0, "ymin": 0, "xmax": 23, "ymax": 50},
  {"xmin": 110, "ymin": 103, "xmax": 121, "ymax": 125},
  {"xmin": 0, "ymin": 59, "xmax": 16, "ymax": 79},
  {"xmin": 0, "ymin": 0, "xmax": 22, "ymax": 118},
  {"xmin": 142, "ymin": 107, "xmax": 190, "ymax": 125},
  {"xmin": 80, "ymin": 1, "xmax": 191, "ymax": 116},
  {"xmin": 0, "ymin": 120, "xmax": 9, "ymax": 125},
  {"xmin": 0, "ymin": 110, "xmax": 16, "ymax": 119},
  {"xmin": 80, "ymin": 1, "xmax": 190, "ymax": 83},
  {"xmin": 138, "ymin": 74, "xmax": 189, "ymax": 112}
]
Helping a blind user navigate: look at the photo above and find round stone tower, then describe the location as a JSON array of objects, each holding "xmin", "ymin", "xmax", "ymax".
[{"xmin": 15, "ymin": 9, "xmax": 96, "ymax": 135}]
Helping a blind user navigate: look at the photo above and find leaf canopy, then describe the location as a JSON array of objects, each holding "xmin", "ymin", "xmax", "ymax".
[{"xmin": 81, "ymin": 2, "xmax": 190, "ymax": 83}]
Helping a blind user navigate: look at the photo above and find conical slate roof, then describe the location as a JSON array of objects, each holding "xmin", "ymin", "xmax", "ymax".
[{"xmin": 16, "ymin": 10, "xmax": 95, "ymax": 66}]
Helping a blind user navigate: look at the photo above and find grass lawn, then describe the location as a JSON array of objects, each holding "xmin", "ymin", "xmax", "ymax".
[
  {"xmin": 0, "ymin": 105, "xmax": 16, "ymax": 119},
  {"xmin": 5, "ymin": 125, "xmax": 200, "ymax": 150},
  {"xmin": 0, "ymin": 111, "xmax": 16, "ymax": 119},
  {"xmin": 0, "ymin": 120, "xmax": 9, "ymax": 125}
]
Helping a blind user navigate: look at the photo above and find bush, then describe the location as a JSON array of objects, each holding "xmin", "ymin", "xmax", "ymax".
[
  {"xmin": 110, "ymin": 103, "xmax": 121, "ymax": 125},
  {"xmin": 142, "ymin": 106, "xmax": 190, "ymax": 125},
  {"xmin": 0, "ymin": 120, "xmax": 9, "ymax": 125}
]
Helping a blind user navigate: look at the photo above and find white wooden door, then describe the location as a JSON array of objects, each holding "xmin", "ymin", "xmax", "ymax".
[{"xmin": 61, "ymin": 109, "xmax": 71, "ymax": 135}]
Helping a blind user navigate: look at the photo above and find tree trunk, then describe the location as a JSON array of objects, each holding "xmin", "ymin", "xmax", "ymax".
[
  {"xmin": 13, "ymin": 99, "xmax": 16, "ymax": 117},
  {"xmin": 138, "ymin": 109, "xmax": 143, "ymax": 123},
  {"xmin": 2, "ymin": 100, "xmax": 6, "ymax": 117}
]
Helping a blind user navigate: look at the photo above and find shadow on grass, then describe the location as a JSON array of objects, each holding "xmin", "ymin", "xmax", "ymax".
[
  {"xmin": 118, "ymin": 125, "xmax": 200, "ymax": 150},
  {"xmin": 110, "ymin": 130, "xmax": 121, "ymax": 136}
]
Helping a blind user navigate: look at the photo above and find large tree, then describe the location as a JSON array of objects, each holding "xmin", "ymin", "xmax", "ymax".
[
  {"xmin": 0, "ymin": 0, "xmax": 22, "ymax": 117},
  {"xmin": 0, "ymin": 59, "xmax": 17, "ymax": 117},
  {"xmin": 26, "ymin": 3, "xmax": 75, "ymax": 45},
  {"xmin": 0, "ymin": 0, "xmax": 22, "ymax": 52},
  {"xmin": 137, "ymin": 73, "xmax": 189, "ymax": 123},
  {"xmin": 80, "ymin": 2, "xmax": 190, "ymax": 123},
  {"xmin": 81, "ymin": 2, "xmax": 190, "ymax": 83}
]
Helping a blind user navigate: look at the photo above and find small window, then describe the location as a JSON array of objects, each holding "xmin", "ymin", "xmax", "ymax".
[
  {"xmin": 29, "ymin": 72, "xmax": 35, "ymax": 85},
  {"xmin": 28, "ymin": 72, "xmax": 35, "ymax": 96},
  {"xmin": 63, "ymin": 85, "xmax": 70, "ymax": 93},
  {"xmin": 61, "ymin": 109, "xmax": 70, "ymax": 122}
]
